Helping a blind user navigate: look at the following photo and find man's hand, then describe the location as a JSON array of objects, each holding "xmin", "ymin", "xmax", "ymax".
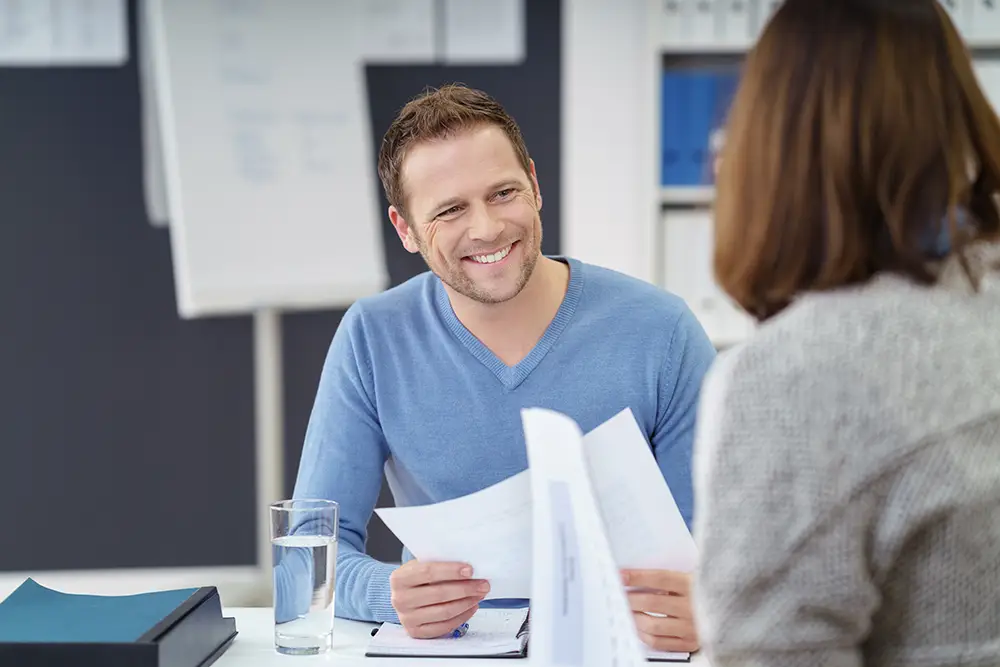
[
  {"xmin": 621, "ymin": 569, "xmax": 699, "ymax": 653},
  {"xmin": 390, "ymin": 561, "xmax": 490, "ymax": 639}
]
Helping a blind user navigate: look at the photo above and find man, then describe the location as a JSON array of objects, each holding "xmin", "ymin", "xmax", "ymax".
[{"xmin": 291, "ymin": 84, "xmax": 715, "ymax": 653}]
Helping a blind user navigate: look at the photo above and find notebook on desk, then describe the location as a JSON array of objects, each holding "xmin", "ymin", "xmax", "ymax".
[
  {"xmin": 365, "ymin": 608, "xmax": 530, "ymax": 658},
  {"xmin": 364, "ymin": 608, "xmax": 690, "ymax": 662}
]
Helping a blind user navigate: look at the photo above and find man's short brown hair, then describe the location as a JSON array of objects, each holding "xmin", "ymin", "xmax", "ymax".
[
  {"xmin": 713, "ymin": 0, "xmax": 1000, "ymax": 321},
  {"xmin": 377, "ymin": 84, "xmax": 532, "ymax": 221}
]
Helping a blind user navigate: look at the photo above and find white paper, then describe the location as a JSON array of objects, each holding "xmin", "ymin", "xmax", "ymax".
[
  {"xmin": 0, "ymin": 0, "xmax": 126, "ymax": 66},
  {"xmin": 584, "ymin": 409, "xmax": 698, "ymax": 573},
  {"xmin": 137, "ymin": 0, "xmax": 168, "ymax": 227},
  {"xmin": 375, "ymin": 408, "xmax": 695, "ymax": 598},
  {"xmin": 522, "ymin": 408, "xmax": 646, "ymax": 667},
  {"xmin": 443, "ymin": 0, "xmax": 524, "ymax": 64},
  {"xmin": 375, "ymin": 472, "xmax": 533, "ymax": 600},
  {"xmin": 368, "ymin": 608, "xmax": 528, "ymax": 657},
  {"xmin": 361, "ymin": 0, "xmax": 436, "ymax": 63},
  {"xmin": 146, "ymin": 0, "xmax": 387, "ymax": 317}
]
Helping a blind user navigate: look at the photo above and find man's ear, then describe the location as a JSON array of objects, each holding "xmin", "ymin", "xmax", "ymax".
[
  {"xmin": 528, "ymin": 159, "xmax": 542, "ymax": 211},
  {"xmin": 389, "ymin": 206, "xmax": 419, "ymax": 253}
]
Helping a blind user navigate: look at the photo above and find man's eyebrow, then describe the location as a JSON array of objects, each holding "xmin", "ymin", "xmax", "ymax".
[
  {"xmin": 488, "ymin": 179, "xmax": 524, "ymax": 192},
  {"xmin": 425, "ymin": 196, "xmax": 464, "ymax": 221}
]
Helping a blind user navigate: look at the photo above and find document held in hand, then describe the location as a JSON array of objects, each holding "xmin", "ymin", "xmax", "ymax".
[
  {"xmin": 372, "ymin": 408, "xmax": 695, "ymax": 663},
  {"xmin": 374, "ymin": 408, "xmax": 697, "ymax": 598}
]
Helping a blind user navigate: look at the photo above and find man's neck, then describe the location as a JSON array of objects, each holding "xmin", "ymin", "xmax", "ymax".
[{"xmin": 446, "ymin": 256, "xmax": 571, "ymax": 366}]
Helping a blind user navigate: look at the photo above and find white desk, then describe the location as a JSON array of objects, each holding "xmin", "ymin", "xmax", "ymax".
[{"xmin": 216, "ymin": 608, "xmax": 710, "ymax": 666}]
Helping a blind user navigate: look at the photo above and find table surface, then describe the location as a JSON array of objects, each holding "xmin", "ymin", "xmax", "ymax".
[{"xmin": 216, "ymin": 608, "xmax": 710, "ymax": 666}]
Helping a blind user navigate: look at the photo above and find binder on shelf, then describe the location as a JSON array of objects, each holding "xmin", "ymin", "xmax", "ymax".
[
  {"xmin": 0, "ymin": 579, "xmax": 237, "ymax": 667},
  {"xmin": 661, "ymin": 0, "xmax": 687, "ymax": 48},
  {"xmin": 719, "ymin": 0, "xmax": 752, "ymax": 47},
  {"xmin": 753, "ymin": 0, "xmax": 782, "ymax": 36},
  {"xmin": 689, "ymin": 0, "xmax": 718, "ymax": 44},
  {"xmin": 662, "ymin": 72, "xmax": 682, "ymax": 186},
  {"xmin": 968, "ymin": 0, "xmax": 1000, "ymax": 45},
  {"xmin": 662, "ymin": 66, "xmax": 742, "ymax": 188},
  {"xmin": 688, "ymin": 73, "xmax": 715, "ymax": 186},
  {"xmin": 938, "ymin": 0, "xmax": 969, "ymax": 34}
]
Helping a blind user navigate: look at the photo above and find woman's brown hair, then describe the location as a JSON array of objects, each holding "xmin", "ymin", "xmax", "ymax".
[{"xmin": 714, "ymin": 0, "xmax": 1000, "ymax": 321}]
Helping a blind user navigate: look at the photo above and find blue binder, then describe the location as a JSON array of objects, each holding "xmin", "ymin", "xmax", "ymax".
[
  {"xmin": 0, "ymin": 578, "xmax": 237, "ymax": 667},
  {"xmin": 661, "ymin": 66, "xmax": 743, "ymax": 187},
  {"xmin": 661, "ymin": 71, "xmax": 682, "ymax": 186}
]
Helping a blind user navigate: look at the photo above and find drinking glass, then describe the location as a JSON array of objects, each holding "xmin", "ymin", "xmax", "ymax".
[{"xmin": 270, "ymin": 499, "xmax": 339, "ymax": 655}]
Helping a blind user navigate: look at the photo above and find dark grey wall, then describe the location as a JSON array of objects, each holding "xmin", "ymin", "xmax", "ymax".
[
  {"xmin": 283, "ymin": 2, "xmax": 563, "ymax": 563},
  {"xmin": 0, "ymin": 0, "xmax": 560, "ymax": 572},
  {"xmin": 0, "ymin": 5, "xmax": 257, "ymax": 571}
]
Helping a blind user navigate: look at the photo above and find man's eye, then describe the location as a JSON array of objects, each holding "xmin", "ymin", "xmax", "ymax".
[
  {"xmin": 437, "ymin": 206, "xmax": 461, "ymax": 218},
  {"xmin": 495, "ymin": 189, "xmax": 515, "ymax": 200}
]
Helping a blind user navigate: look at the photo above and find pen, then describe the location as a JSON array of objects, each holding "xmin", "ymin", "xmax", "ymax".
[{"xmin": 451, "ymin": 623, "xmax": 470, "ymax": 639}]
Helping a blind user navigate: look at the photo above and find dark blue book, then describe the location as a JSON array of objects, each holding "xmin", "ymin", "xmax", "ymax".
[{"xmin": 0, "ymin": 578, "xmax": 237, "ymax": 667}]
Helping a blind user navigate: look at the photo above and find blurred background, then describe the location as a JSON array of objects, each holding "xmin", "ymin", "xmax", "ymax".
[{"xmin": 1, "ymin": 0, "xmax": 998, "ymax": 607}]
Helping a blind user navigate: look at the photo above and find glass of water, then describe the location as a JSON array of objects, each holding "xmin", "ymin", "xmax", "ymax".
[{"xmin": 270, "ymin": 499, "xmax": 339, "ymax": 655}]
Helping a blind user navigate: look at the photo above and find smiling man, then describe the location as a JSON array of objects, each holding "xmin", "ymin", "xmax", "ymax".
[{"xmin": 290, "ymin": 84, "xmax": 715, "ymax": 652}]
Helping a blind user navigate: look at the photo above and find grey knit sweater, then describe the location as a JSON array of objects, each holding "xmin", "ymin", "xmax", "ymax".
[{"xmin": 691, "ymin": 241, "xmax": 1000, "ymax": 667}]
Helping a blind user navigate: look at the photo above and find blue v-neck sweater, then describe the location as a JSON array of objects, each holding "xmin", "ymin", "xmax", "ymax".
[{"xmin": 288, "ymin": 257, "xmax": 716, "ymax": 623}]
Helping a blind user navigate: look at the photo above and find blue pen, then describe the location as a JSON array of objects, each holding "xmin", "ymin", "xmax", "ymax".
[{"xmin": 451, "ymin": 623, "xmax": 470, "ymax": 639}]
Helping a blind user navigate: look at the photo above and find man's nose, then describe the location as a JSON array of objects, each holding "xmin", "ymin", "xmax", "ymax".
[{"xmin": 467, "ymin": 205, "xmax": 504, "ymax": 243}]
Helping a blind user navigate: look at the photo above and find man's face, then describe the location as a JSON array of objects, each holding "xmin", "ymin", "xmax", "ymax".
[{"xmin": 389, "ymin": 125, "xmax": 543, "ymax": 305}]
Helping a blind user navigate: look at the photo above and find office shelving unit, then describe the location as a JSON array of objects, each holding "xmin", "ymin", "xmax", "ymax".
[{"xmin": 646, "ymin": 0, "xmax": 1000, "ymax": 348}]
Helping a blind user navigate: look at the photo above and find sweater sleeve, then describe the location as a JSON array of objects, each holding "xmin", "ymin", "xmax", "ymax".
[
  {"xmin": 690, "ymin": 348, "xmax": 882, "ymax": 667},
  {"xmin": 651, "ymin": 305, "xmax": 716, "ymax": 531},
  {"xmin": 283, "ymin": 304, "xmax": 400, "ymax": 624}
]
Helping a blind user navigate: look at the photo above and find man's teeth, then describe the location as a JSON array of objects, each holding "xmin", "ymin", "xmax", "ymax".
[{"xmin": 470, "ymin": 244, "xmax": 512, "ymax": 264}]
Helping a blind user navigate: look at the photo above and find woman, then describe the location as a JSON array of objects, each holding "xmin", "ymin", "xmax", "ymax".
[{"xmin": 692, "ymin": 2, "xmax": 1000, "ymax": 667}]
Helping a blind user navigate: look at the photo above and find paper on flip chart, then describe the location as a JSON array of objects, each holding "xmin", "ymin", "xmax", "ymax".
[
  {"xmin": 522, "ymin": 407, "xmax": 646, "ymax": 666},
  {"xmin": 374, "ymin": 408, "xmax": 697, "ymax": 600}
]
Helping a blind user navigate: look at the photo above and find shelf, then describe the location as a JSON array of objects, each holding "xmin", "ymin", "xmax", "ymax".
[
  {"xmin": 661, "ymin": 186, "xmax": 714, "ymax": 206},
  {"xmin": 658, "ymin": 41, "xmax": 751, "ymax": 55}
]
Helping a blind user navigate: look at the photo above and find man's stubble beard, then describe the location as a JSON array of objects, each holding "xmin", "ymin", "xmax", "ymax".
[{"xmin": 413, "ymin": 219, "xmax": 542, "ymax": 305}]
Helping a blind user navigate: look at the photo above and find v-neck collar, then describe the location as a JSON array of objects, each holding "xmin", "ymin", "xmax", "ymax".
[{"xmin": 434, "ymin": 257, "xmax": 584, "ymax": 391}]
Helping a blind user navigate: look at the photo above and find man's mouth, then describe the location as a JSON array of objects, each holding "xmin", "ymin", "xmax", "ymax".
[{"xmin": 464, "ymin": 241, "xmax": 516, "ymax": 265}]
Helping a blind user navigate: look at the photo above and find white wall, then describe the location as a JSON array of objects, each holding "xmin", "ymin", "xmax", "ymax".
[{"xmin": 562, "ymin": 0, "xmax": 657, "ymax": 284}]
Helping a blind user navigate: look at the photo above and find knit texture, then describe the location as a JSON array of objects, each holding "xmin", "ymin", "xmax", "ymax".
[{"xmin": 692, "ymin": 241, "xmax": 1000, "ymax": 667}]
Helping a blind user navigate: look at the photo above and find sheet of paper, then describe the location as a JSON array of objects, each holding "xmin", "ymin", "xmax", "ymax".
[
  {"xmin": 361, "ymin": 0, "xmax": 436, "ymax": 63},
  {"xmin": 367, "ymin": 608, "xmax": 528, "ymax": 657},
  {"xmin": 375, "ymin": 471, "xmax": 533, "ymax": 599},
  {"xmin": 443, "ymin": 0, "xmax": 524, "ymax": 64},
  {"xmin": 584, "ymin": 409, "xmax": 698, "ymax": 573},
  {"xmin": 522, "ymin": 407, "xmax": 646, "ymax": 667},
  {"xmin": 374, "ymin": 408, "xmax": 696, "ymax": 600},
  {"xmin": 137, "ymin": 0, "xmax": 168, "ymax": 227},
  {"xmin": 0, "ymin": 0, "xmax": 127, "ymax": 66},
  {"xmin": 146, "ymin": 0, "xmax": 388, "ymax": 317}
]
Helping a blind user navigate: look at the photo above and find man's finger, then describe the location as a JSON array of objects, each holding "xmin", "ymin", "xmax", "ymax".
[
  {"xmin": 392, "ymin": 561, "xmax": 474, "ymax": 587},
  {"xmin": 406, "ymin": 595, "xmax": 482, "ymax": 628},
  {"xmin": 626, "ymin": 592, "xmax": 691, "ymax": 619},
  {"xmin": 621, "ymin": 569, "xmax": 691, "ymax": 595},
  {"xmin": 407, "ymin": 603, "xmax": 480, "ymax": 639},
  {"xmin": 405, "ymin": 579, "xmax": 490, "ymax": 609},
  {"xmin": 638, "ymin": 628, "xmax": 699, "ymax": 654},
  {"xmin": 632, "ymin": 611, "xmax": 694, "ymax": 640}
]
